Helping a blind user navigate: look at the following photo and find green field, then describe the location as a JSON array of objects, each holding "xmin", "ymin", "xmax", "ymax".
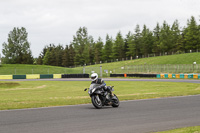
[
  {"xmin": 0, "ymin": 53, "xmax": 200, "ymax": 75},
  {"xmin": 156, "ymin": 126, "xmax": 200, "ymax": 133},
  {"xmin": 1, "ymin": 80, "xmax": 200, "ymax": 110}
]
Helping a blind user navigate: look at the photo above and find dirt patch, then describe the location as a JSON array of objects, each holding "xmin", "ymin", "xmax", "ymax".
[
  {"xmin": 4, "ymin": 85, "xmax": 47, "ymax": 91},
  {"xmin": 36, "ymin": 85, "xmax": 47, "ymax": 89},
  {"xmin": 195, "ymin": 87, "xmax": 200, "ymax": 90},
  {"xmin": 49, "ymin": 96, "xmax": 89, "ymax": 100},
  {"xmin": 0, "ymin": 82, "xmax": 20, "ymax": 88}
]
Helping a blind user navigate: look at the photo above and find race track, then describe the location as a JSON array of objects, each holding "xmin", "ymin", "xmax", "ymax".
[
  {"xmin": 1, "ymin": 78, "xmax": 200, "ymax": 133},
  {"xmin": 1, "ymin": 95, "xmax": 200, "ymax": 133}
]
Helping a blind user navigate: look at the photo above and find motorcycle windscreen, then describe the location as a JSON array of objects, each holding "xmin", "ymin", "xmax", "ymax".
[{"xmin": 89, "ymin": 83, "xmax": 100, "ymax": 92}]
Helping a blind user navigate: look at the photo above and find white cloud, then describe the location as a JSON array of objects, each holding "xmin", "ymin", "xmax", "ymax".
[{"xmin": 0, "ymin": 0, "xmax": 200, "ymax": 57}]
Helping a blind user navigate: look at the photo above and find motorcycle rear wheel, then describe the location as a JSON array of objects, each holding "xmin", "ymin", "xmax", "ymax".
[{"xmin": 91, "ymin": 95, "xmax": 102, "ymax": 109}]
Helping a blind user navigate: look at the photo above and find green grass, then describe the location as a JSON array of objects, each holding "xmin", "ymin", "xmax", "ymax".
[
  {"xmin": 1, "ymin": 53, "xmax": 200, "ymax": 75},
  {"xmin": 0, "ymin": 64, "xmax": 82, "ymax": 75},
  {"xmin": 156, "ymin": 126, "xmax": 200, "ymax": 133},
  {"xmin": 1, "ymin": 81, "xmax": 200, "ymax": 110}
]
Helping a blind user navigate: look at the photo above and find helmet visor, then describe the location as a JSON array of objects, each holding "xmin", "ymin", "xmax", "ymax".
[{"xmin": 91, "ymin": 76, "xmax": 96, "ymax": 80}]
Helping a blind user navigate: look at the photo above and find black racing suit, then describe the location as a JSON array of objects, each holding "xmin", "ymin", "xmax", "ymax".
[
  {"xmin": 91, "ymin": 78, "xmax": 112, "ymax": 94},
  {"xmin": 91, "ymin": 78, "xmax": 106, "ymax": 90}
]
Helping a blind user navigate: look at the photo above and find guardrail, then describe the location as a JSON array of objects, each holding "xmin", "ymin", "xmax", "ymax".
[
  {"xmin": 0, "ymin": 74, "xmax": 89, "ymax": 80},
  {"xmin": 110, "ymin": 73, "xmax": 200, "ymax": 79}
]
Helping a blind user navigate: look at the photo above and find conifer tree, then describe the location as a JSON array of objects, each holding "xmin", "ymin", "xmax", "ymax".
[
  {"xmin": 184, "ymin": 16, "xmax": 200, "ymax": 52},
  {"xmin": 94, "ymin": 37, "xmax": 103, "ymax": 63},
  {"xmin": 126, "ymin": 32, "xmax": 135, "ymax": 58},
  {"xmin": 102, "ymin": 34, "xmax": 113, "ymax": 61},
  {"xmin": 112, "ymin": 32, "xmax": 125, "ymax": 60},
  {"xmin": 62, "ymin": 45, "xmax": 69, "ymax": 67}
]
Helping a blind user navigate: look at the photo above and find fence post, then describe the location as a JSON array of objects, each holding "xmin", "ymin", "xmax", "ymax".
[
  {"xmin": 100, "ymin": 66, "xmax": 102, "ymax": 78},
  {"xmin": 83, "ymin": 65, "xmax": 85, "ymax": 74}
]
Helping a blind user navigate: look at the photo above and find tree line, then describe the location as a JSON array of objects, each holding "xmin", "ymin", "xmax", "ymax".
[{"xmin": 2, "ymin": 16, "xmax": 200, "ymax": 67}]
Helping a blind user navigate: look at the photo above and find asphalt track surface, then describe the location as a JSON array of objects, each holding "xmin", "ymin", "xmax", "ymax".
[{"xmin": 0, "ymin": 78, "xmax": 200, "ymax": 133}]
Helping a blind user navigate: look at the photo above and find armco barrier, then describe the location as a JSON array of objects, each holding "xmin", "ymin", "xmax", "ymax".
[
  {"xmin": 110, "ymin": 74, "xmax": 157, "ymax": 78},
  {"xmin": 127, "ymin": 74, "xmax": 157, "ymax": 78},
  {"xmin": 175, "ymin": 74, "xmax": 180, "ymax": 78},
  {"xmin": 53, "ymin": 74, "xmax": 62, "ymax": 79},
  {"xmin": 193, "ymin": 74, "xmax": 198, "ymax": 79},
  {"xmin": 40, "ymin": 74, "xmax": 53, "ymax": 79},
  {"xmin": 26, "ymin": 74, "xmax": 40, "ymax": 79},
  {"xmin": 184, "ymin": 74, "xmax": 188, "ymax": 79},
  {"xmin": 0, "ymin": 74, "xmax": 89, "ymax": 80},
  {"xmin": 160, "ymin": 74, "xmax": 164, "ymax": 78},
  {"xmin": 168, "ymin": 74, "xmax": 172, "ymax": 78},
  {"xmin": 172, "ymin": 74, "xmax": 176, "ymax": 78},
  {"xmin": 156, "ymin": 73, "xmax": 200, "ymax": 79},
  {"xmin": 0, "ymin": 75, "xmax": 12, "ymax": 79},
  {"xmin": 110, "ymin": 74, "xmax": 124, "ymax": 77},
  {"xmin": 180, "ymin": 74, "xmax": 184, "ymax": 78},
  {"xmin": 62, "ymin": 74, "xmax": 89, "ymax": 78},
  {"xmin": 157, "ymin": 74, "xmax": 160, "ymax": 78},
  {"xmin": 13, "ymin": 75, "xmax": 26, "ymax": 79},
  {"xmin": 188, "ymin": 74, "xmax": 193, "ymax": 79}
]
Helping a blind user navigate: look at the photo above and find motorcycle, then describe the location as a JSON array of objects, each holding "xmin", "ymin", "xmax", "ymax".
[{"xmin": 84, "ymin": 83, "xmax": 119, "ymax": 109}]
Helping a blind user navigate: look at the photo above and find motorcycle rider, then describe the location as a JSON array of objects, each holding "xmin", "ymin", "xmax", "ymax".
[{"xmin": 91, "ymin": 73, "xmax": 113, "ymax": 96}]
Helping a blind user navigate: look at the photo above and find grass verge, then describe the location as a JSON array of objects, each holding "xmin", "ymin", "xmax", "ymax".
[
  {"xmin": 156, "ymin": 126, "xmax": 200, "ymax": 133},
  {"xmin": 0, "ymin": 80, "xmax": 200, "ymax": 110}
]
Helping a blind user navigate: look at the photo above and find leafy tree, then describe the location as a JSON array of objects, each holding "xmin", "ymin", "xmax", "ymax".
[
  {"xmin": 2, "ymin": 27, "xmax": 33, "ymax": 64},
  {"xmin": 72, "ymin": 27, "xmax": 90, "ymax": 65}
]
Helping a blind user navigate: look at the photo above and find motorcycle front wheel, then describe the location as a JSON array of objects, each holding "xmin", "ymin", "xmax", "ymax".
[
  {"xmin": 112, "ymin": 94, "xmax": 119, "ymax": 108},
  {"xmin": 91, "ymin": 95, "xmax": 102, "ymax": 109}
]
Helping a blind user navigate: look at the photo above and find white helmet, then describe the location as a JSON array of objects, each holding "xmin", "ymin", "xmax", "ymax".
[{"xmin": 91, "ymin": 73, "xmax": 98, "ymax": 81}]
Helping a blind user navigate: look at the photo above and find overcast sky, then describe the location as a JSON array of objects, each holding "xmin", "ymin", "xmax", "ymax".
[{"xmin": 0, "ymin": 0, "xmax": 199, "ymax": 57}]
